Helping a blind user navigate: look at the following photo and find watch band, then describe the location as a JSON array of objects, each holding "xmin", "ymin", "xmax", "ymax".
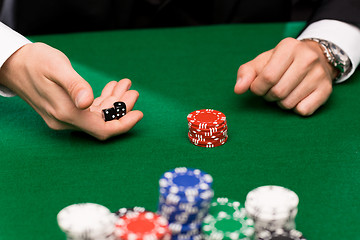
[{"xmin": 304, "ymin": 38, "xmax": 352, "ymax": 81}]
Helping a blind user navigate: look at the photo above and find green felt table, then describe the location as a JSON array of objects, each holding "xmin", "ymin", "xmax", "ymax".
[{"xmin": 1, "ymin": 22, "xmax": 360, "ymax": 240}]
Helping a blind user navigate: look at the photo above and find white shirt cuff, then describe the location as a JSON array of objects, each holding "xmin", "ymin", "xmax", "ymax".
[
  {"xmin": 0, "ymin": 22, "xmax": 32, "ymax": 97},
  {"xmin": 297, "ymin": 19, "xmax": 360, "ymax": 83}
]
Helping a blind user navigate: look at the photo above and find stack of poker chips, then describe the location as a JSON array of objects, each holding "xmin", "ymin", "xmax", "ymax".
[
  {"xmin": 157, "ymin": 167, "xmax": 214, "ymax": 239},
  {"xmin": 113, "ymin": 207, "xmax": 171, "ymax": 240},
  {"xmin": 102, "ymin": 101, "xmax": 127, "ymax": 122},
  {"xmin": 201, "ymin": 197, "xmax": 255, "ymax": 240},
  {"xmin": 256, "ymin": 228, "xmax": 307, "ymax": 240},
  {"xmin": 57, "ymin": 203, "xmax": 116, "ymax": 240},
  {"xmin": 244, "ymin": 186, "xmax": 299, "ymax": 236},
  {"xmin": 187, "ymin": 109, "xmax": 228, "ymax": 148}
]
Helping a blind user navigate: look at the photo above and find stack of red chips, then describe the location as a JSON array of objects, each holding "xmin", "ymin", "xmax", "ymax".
[{"xmin": 187, "ymin": 109, "xmax": 228, "ymax": 148}]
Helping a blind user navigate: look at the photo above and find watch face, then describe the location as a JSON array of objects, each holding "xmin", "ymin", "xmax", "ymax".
[{"xmin": 329, "ymin": 42, "xmax": 348, "ymax": 62}]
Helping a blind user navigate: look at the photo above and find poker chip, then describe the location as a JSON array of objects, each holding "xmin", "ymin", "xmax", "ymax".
[
  {"xmin": 158, "ymin": 167, "xmax": 213, "ymax": 238},
  {"xmin": 256, "ymin": 229, "xmax": 307, "ymax": 240},
  {"xmin": 187, "ymin": 109, "xmax": 228, "ymax": 148},
  {"xmin": 159, "ymin": 167, "xmax": 213, "ymax": 197},
  {"xmin": 188, "ymin": 121, "xmax": 227, "ymax": 132},
  {"xmin": 192, "ymin": 138, "xmax": 228, "ymax": 148},
  {"xmin": 188, "ymin": 129, "xmax": 228, "ymax": 139},
  {"xmin": 202, "ymin": 197, "xmax": 255, "ymax": 240},
  {"xmin": 187, "ymin": 109, "xmax": 226, "ymax": 128},
  {"xmin": 188, "ymin": 133, "xmax": 228, "ymax": 145},
  {"xmin": 57, "ymin": 203, "xmax": 116, "ymax": 240},
  {"xmin": 245, "ymin": 186, "xmax": 299, "ymax": 233},
  {"xmin": 245, "ymin": 186, "xmax": 299, "ymax": 221},
  {"xmin": 172, "ymin": 233, "xmax": 204, "ymax": 240},
  {"xmin": 114, "ymin": 211, "xmax": 170, "ymax": 240}
]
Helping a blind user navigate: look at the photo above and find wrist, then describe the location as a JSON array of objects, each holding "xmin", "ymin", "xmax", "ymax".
[{"xmin": 301, "ymin": 38, "xmax": 352, "ymax": 81}]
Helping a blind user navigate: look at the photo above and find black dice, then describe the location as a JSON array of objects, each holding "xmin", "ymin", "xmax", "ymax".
[
  {"xmin": 102, "ymin": 108, "xmax": 117, "ymax": 122},
  {"xmin": 113, "ymin": 102, "xmax": 126, "ymax": 119},
  {"xmin": 102, "ymin": 102, "xmax": 127, "ymax": 122}
]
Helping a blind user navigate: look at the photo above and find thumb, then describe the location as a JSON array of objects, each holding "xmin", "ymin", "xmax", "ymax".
[
  {"xmin": 50, "ymin": 60, "xmax": 94, "ymax": 109},
  {"xmin": 234, "ymin": 50, "xmax": 272, "ymax": 95}
]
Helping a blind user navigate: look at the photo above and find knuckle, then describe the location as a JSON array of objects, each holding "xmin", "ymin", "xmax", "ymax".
[
  {"xmin": 67, "ymin": 80, "xmax": 82, "ymax": 96},
  {"xmin": 280, "ymin": 37, "xmax": 298, "ymax": 48},
  {"xmin": 249, "ymin": 84, "xmax": 262, "ymax": 96},
  {"xmin": 269, "ymin": 87, "xmax": 286, "ymax": 100},
  {"xmin": 306, "ymin": 50, "xmax": 319, "ymax": 63},
  {"xmin": 238, "ymin": 64, "xmax": 249, "ymax": 74},
  {"xmin": 279, "ymin": 100, "xmax": 295, "ymax": 110},
  {"xmin": 261, "ymin": 70, "xmax": 278, "ymax": 85},
  {"xmin": 312, "ymin": 65, "xmax": 327, "ymax": 79}
]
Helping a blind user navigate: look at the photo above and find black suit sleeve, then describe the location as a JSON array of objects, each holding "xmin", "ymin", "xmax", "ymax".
[{"xmin": 309, "ymin": 0, "xmax": 360, "ymax": 25}]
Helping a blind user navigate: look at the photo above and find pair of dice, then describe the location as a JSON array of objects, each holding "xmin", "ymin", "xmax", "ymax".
[{"xmin": 102, "ymin": 102, "xmax": 127, "ymax": 122}]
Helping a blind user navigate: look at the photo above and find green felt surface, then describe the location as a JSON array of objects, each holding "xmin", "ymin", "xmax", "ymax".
[{"xmin": 1, "ymin": 22, "xmax": 360, "ymax": 239}]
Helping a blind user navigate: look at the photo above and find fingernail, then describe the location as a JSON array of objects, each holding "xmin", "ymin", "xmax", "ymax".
[
  {"xmin": 236, "ymin": 77, "xmax": 242, "ymax": 84},
  {"xmin": 76, "ymin": 90, "xmax": 87, "ymax": 107}
]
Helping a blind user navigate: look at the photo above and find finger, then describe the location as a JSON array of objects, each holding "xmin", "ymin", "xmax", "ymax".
[
  {"xmin": 264, "ymin": 57, "xmax": 309, "ymax": 102},
  {"xmin": 119, "ymin": 90, "xmax": 140, "ymax": 112},
  {"xmin": 277, "ymin": 60, "xmax": 334, "ymax": 111},
  {"xmin": 277, "ymin": 73, "xmax": 316, "ymax": 111},
  {"xmin": 294, "ymin": 83, "xmax": 332, "ymax": 116},
  {"xmin": 93, "ymin": 81, "xmax": 118, "ymax": 107},
  {"xmin": 112, "ymin": 79, "xmax": 132, "ymax": 98},
  {"xmin": 250, "ymin": 40, "xmax": 296, "ymax": 96},
  {"xmin": 234, "ymin": 50, "xmax": 272, "ymax": 95},
  {"xmin": 49, "ymin": 58, "xmax": 94, "ymax": 109},
  {"xmin": 234, "ymin": 64, "xmax": 257, "ymax": 94}
]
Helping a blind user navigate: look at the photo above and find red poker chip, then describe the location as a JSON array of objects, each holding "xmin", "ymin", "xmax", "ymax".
[
  {"xmin": 187, "ymin": 109, "xmax": 226, "ymax": 128},
  {"xmin": 188, "ymin": 129, "xmax": 228, "ymax": 140},
  {"xmin": 188, "ymin": 129, "xmax": 228, "ymax": 138},
  {"xmin": 188, "ymin": 121, "xmax": 227, "ymax": 133},
  {"xmin": 188, "ymin": 133, "xmax": 227, "ymax": 145},
  {"xmin": 114, "ymin": 211, "xmax": 170, "ymax": 240},
  {"xmin": 190, "ymin": 137, "xmax": 228, "ymax": 148}
]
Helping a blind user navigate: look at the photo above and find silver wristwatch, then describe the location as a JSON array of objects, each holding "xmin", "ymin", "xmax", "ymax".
[{"xmin": 306, "ymin": 38, "xmax": 352, "ymax": 80}]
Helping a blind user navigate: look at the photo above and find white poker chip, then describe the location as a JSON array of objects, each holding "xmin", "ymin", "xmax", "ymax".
[
  {"xmin": 57, "ymin": 203, "xmax": 116, "ymax": 239},
  {"xmin": 245, "ymin": 186, "xmax": 299, "ymax": 221}
]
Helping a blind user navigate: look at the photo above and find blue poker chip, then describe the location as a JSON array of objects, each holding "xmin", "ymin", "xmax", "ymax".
[
  {"xmin": 160, "ymin": 210, "xmax": 208, "ymax": 225},
  {"xmin": 172, "ymin": 233, "xmax": 204, "ymax": 240},
  {"xmin": 169, "ymin": 222, "xmax": 202, "ymax": 235},
  {"xmin": 159, "ymin": 167, "xmax": 213, "ymax": 198},
  {"xmin": 158, "ymin": 204, "xmax": 208, "ymax": 225},
  {"xmin": 158, "ymin": 195, "xmax": 212, "ymax": 211},
  {"xmin": 158, "ymin": 202, "xmax": 201, "ymax": 215},
  {"xmin": 159, "ymin": 189, "xmax": 214, "ymax": 205}
]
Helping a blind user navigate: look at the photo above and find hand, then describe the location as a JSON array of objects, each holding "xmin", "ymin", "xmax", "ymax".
[
  {"xmin": 234, "ymin": 37, "xmax": 338, "ymax": 116},
  {"xmin": 0, "ymin": 42, "xmax": 143, "ymax": 140}
]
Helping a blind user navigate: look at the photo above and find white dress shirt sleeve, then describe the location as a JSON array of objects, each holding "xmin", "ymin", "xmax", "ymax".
[
  {"xmin": 0, "ymin": 22, "xmax": 31, "ymax": 97},
  {"xmin": 297, "ymin": 19, "xmax": 360, "ymax": 83}
]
